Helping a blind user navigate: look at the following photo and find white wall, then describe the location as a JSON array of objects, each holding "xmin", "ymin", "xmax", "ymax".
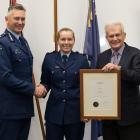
[
  {"xmin": 96, "ymin": 0, "xmax": 140, "ymax": 52},
  {"xmin": 0, "ymin": 0, "xmax": 140, "ymax": 140}
]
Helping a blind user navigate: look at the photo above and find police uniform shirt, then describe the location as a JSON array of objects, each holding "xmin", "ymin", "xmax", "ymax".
[
  {"xmin": 60, "ymin": 51, "xmax": 71, "ymax": 63},
  {"xmin": 7, "ymin": 28, "xmax": 20, "ymax": 40}
]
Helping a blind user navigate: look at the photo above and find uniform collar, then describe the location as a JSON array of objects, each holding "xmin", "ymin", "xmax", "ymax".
[
  {"xmin": 60, "ymin": 51, "xmax": 71, "ymax": 58},
  {"xmin": 6, "ymin": 28, "xmax": 21, "ymax": 40}
]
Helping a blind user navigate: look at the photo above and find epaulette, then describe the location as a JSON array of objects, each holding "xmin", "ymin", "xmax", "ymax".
[
  {"xmin": 52, "ymin": 50, "xmax": 57, "ymax": 53},
  {"xmin": 83, "ymin": 53, "xmax": 87, "ymax": 56},
  {"xmin": 75, "ymin": 51, "xmax": 79, "ymax": 54},
  {"xmin": 84, "ymin": 54, "xmax": 89, "ymax": 61},
  {"xmin": 0, "ymin": 33, "xmax": 6, "ymax": 38},
  {"xmin": 46, "ymin": 51, "xmax": 57, "ymax": 55},
  {"xmin": 76, "ymin": 52, "xmax": 86, "ymax": 56},
  {"xmin": 46, "ymin": 52, "xmax": 50, "ymax": 55},
  {"xmin": 87, "ymin": 55, "xmax": 94, "ymax": 60}
]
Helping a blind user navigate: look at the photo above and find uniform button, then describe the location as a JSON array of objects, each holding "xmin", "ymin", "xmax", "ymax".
[
  {"xmin": 62, "ymin": 99, "xmax": 66, "ymax": 102},
  {"xmin": 62, "ymin": 71, "xmax": 66, "ymax": 74},
  {"xmin": 51, "ymin": 71, "xmax": 54, "ymax": 74},
  {"xmin": 62, "ymin": 89, "xmax": 66, "ymax": 93},
  {"xmin": 62, "ymin": 80, "xmax": 66, "ymax": 83},
  {"xmin": 18, "ymin": 59, "xmax": 22, "ymax": 62}
]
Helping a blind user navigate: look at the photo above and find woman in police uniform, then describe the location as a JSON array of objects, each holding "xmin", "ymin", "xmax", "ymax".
[{"xmin": 41, "ymin": 28, "xmax": 89, "ymax": 140}]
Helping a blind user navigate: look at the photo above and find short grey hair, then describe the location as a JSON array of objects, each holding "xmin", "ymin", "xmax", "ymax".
[
  {"xmin": 8, "ymin": 3, "xmax": 26, "ymax": 12},
  {"xmin": 105, "ymin": 22, "xmax": 125, "ymax": 35}
]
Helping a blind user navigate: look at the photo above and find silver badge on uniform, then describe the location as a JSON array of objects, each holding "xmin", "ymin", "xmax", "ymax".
[
  {"xmin": 0, "ymin": 45, "xmax": 3, "ymax": 56},
  {"xmin": 55, "ymin": 65, "xmax": 60, "ymax": 69},
  {"xmin": 14, "ymin": 49, "xmax": 21, "ymax": 54}
]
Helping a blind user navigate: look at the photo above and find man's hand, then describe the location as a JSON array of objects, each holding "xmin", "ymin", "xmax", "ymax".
[
  {"xmin": 34, "ymin": 84, "xmax": 47, "ymax": 98},
  {"xmin": 102, "ymin": 63, "xmax": 121, "ymax": 72}
]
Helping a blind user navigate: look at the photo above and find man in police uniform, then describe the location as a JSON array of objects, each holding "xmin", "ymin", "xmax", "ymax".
[
  {"xmin": 0, "ymin": 3, "xmax": 45, "ymax": 140},
  {"xmin": 41, "ymin": 28, "xmax": 89, "ymax": 140}
]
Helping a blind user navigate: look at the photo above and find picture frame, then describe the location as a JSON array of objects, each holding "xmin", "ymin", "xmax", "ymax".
[{"xmin": 80, "ymin": 69, "xmax": 121, "ymax": 120}]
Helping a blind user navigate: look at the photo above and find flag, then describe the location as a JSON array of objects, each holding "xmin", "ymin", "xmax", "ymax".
[
  {"xmin": 84, "ymin": 0, "xmax": 100, "ymax": 68},
  {"xmin": 84, "ymin": 0, "xmax": 102, "ymax": 140},
  {"xmin": 91, "ymin": 121, "xmax": 102, "ymax": 140}
]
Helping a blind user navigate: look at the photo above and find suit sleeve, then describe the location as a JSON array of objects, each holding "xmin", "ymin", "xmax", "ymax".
[
  {"xmin": 96, "ymin": 53, "xmax": 106, "ymax": 69},
  {"xmin": 40, "ymin": 54, "xmax": 51, "ymax": 91},
  {"xmin": 0, "ymin": 43, "xmax": 35, "ymax": 96},
  {"xmin": 121, "ymin": 51, "xmax": 140, "ymax": 84}
]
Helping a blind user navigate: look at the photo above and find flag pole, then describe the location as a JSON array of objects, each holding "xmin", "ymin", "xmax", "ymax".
[
  {"xmin": 9, "ymin": 0, "xmax": 16, "ymax": 6},
  {"xmin": 54, "ymin": 0, "xmax": 58, "ymax": 51},
  {"xmin": 9, "ymin": 1, "xmax": 46, "ymax": 140},
  {"xmin": 32, "ymin": 75, "xmax": 46, "ymax": 140}
]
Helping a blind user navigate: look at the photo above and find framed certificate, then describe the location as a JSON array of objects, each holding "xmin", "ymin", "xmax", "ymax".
[{"xmin": 80, "ymin": 69, "xmax": 121, "ymax": 120}]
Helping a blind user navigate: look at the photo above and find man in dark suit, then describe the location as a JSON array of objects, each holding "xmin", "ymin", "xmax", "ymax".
[
  {"xmin": 40, "ymin": 27, "xmax": 89, "ymax": 140},
  {"xmin": 96, "ymin": 22, "xmax": 140, "ymax": 140},
  {"xmin": 0, "ymin": 3, "xmax": 45, "ymax": 140}
]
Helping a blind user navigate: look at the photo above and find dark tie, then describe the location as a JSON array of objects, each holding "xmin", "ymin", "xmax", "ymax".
[
  {"xmin": 62, "ymin": 55, "xmax": 68, "ymax": 64},
  {"xmin": 112, "ymin": 51, "xmax": 119, "ymax": 64},
  {"xmin": 19, "ymin": 36, "xmax": 26, "ymax": 46},
  {"xmin": 19, "ymin": 36, "xmax": 28, "ymax": 52}
]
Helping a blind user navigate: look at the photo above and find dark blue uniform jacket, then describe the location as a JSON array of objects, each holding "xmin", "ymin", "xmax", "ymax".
[
  {"xmin": 41, "ymin": 51, "xmax": 89, "ymax": 124},
  {"xmin": 0, "ymin": 30, "xmax": 34, "ymax": 119}
]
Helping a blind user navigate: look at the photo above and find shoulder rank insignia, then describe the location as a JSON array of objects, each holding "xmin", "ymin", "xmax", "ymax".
[
  {"xmin": 52, "ymin": 50, "xmax": 57, "ymax": 53},
  {"xmin": 75, "ymin": 51, "xmax": 79, "ymax": 54},
  {"xmin": 0, "ymin": 33, "xmax": 6, "ymax": 38},
  {"xmin": 46, "ymin": 51, "xmax": 57, "ymax": 55}
]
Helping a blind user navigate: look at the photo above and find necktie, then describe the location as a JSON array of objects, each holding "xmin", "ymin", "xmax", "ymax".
[
  {"xmin": 19, "ymin": 36, "xmax": 28, "ymax": 52},
  {"xmin": 62, "ymin": 55, "xmax": 68, "ymax": 64},
  {"xmin": 112, "ymin": 51, "xmax": 119, "ymax": 64},
  {"xmin": 19, "ymin": 36, "xmax": 26, "ymax": 46}
]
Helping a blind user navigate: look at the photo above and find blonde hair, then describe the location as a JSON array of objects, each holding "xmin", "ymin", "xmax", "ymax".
[{"xmin": 57, "ymin": 27, "xmax": 75, "ymax": 41}]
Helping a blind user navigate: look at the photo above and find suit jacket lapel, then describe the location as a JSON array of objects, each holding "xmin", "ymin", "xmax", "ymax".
[
  {"xmin": 107, "ymin": 50, "xmax": 112, "ymax": 63},
  {"xmin": 105, "ymin": 47, "xmax": 128, "ymax": 65},
  {"xmin": 119, "ymin": 44, "xmax": 129, "ymax": 66}
]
